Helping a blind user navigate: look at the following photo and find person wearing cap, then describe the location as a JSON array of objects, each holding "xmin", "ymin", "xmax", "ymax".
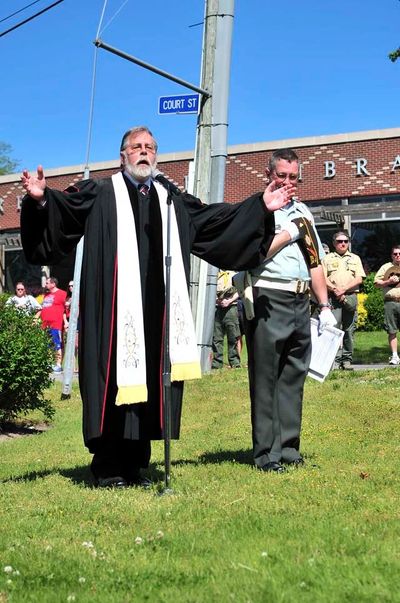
[
  {"xmin": 322, "ymin": 231, "xmax": 366, "ymax": 370},
  {"xmin": 374, "ymin": 244, "xmax": 400, "ymax": 365},
  {"xmin": 20, "ymin": 125, "xmax": 299, "ymax": 489}
]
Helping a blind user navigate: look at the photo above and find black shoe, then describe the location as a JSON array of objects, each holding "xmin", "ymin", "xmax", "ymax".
[
  {"xmin": 259, "ymin": 461, "xmax": 286, "ymax": 473},
  {"xmin": 95, "ymin": 476, "xmax": 128, "ymax": 488},
  {"xmin": 125, "ymin": 469, "xmax": 153, "ymax": 489},
  {"xmin": 129, "ymin": 475, "xmax": 153, "ymax": 489},
  {"xmin": 285, "ymin": 457, "xmax": 304, "ymax": 467}
]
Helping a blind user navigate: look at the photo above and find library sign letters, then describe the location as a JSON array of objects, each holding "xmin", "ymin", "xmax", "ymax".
[{"xmin": 318, "ymin": 155, "xmax": 400, "ymax": 180}]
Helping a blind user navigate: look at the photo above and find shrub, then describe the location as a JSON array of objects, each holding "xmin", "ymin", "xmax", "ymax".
[
  {"xmin": 361, "ymin": 272, "xmax": 377, "ymax": 295},
  {"xmin": 357, "ymin": 293, "xmax": 368, "ymax": 330},
  {"xmin": 363, "ymin": 288, "xmax": 385, "ymax": 331},
  {"xmin": 0, "ymin": 295, "xmax": 55, "ymax": 424}
]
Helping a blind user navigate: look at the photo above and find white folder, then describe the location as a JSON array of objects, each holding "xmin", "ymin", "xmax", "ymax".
[{"xmin": 308, "ymin": 318, "xmax": 344, "ymax": 382}]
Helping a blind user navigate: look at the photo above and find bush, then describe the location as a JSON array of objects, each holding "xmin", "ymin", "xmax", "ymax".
[
  {"xmin": 361, "ymin": 272, "xmax": 377, "ymax": 295},
  {"xmin": 363, "ymin": 288, "xmax": 385, "ymax": 331},
  {"xmin": 356, "ymin": 293, "xmax": 368, "ymax": 330},
  {"xmin": 0, "ymin": 295, "xmax": 55, "ymax": 424}
]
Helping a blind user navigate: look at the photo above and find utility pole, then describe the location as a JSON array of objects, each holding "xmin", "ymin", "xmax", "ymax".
[{"xmin": 190, "ymin": 0, "xmax": 235, "ymax": 372}]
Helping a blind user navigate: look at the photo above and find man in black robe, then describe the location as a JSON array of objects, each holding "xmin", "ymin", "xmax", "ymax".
[{"xmin": 20, "ymin": 125, "xmax": 297, "ymax": 488}]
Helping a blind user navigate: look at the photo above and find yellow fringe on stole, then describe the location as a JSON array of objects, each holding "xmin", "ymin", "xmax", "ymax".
[
  {"xmin": 171, "ymin": 362, "xmax": 202, "ymax": 382},
  {"xmin": 115, "ymin": 385, "xmax": 148, "ymax": 406}
]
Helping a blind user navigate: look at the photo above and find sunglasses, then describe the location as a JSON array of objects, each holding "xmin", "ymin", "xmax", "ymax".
[{"xmin": 335, "ymin": 239, "xmax": 349, "ymax": 244}]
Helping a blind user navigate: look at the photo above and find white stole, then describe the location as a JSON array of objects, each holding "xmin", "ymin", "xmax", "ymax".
[{"xmin": 112, "ymin": 173, "xmax": 201, "ymax": 406}]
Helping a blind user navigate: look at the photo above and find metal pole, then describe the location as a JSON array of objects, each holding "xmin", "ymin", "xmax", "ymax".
[
  {"xmin": 95, "ymin": 39, "xmax": 211, "ymax": 98},
  {"xmin": 191, "ymin": 0, "xmax": 235, "ymax": 373},
  {"xmin": 61, "ymin": 238, "xmax": 83, "ymax": 398},
  {"xmin": 162, "ymin": 192, "xmax": 173, "ymax": 494},
  {"xmin": 61, "ymin": 167, "xmax": 88, "ymax": 398},
  {"xmin": 190, "ymin": 0, "xmax": 217, "ymax": 334},
  {"xmin": 201, "ymin": 0, "xmax": 235, "ymax": 372}
]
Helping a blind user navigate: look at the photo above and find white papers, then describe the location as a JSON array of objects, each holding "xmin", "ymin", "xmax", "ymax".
[{"xmin": 308, "ymin": 318, "xmax": 344, "ymax": 382}]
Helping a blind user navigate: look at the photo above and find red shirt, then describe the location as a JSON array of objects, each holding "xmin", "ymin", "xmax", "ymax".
[{"xmin": 41, "ymin": 289, "xmax": 67, "ymax": 330}]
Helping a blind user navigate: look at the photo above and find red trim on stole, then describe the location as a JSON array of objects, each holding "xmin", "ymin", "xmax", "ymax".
[{"xmin": 100, "ymin": 256, "xmax": 118, "ymax": 433}]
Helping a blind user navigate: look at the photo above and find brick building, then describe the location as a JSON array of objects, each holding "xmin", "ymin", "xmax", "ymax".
[{"xmin": 1, "ymin": 126, "xmax": 399, "ymax": 292}]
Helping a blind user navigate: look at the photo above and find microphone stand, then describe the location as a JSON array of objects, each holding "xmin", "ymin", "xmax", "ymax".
[{"xmin": 161, "ymin": 181, "xmax": 173, "ymax": 494}]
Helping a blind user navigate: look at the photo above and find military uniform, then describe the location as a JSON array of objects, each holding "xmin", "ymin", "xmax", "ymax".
[
  {"xmin": 245, "ymin": 200, "xmax": 324, "ymax": 467},
  {"xmin": 322, "ymin": 250, "xmax": 365, "ymax": 366},
  {"xmin": 212, "ymin": 270, "xmax": 241, "ymax": 369},
  {"xmin": 374, "ymin": 262, "xmax": 400, "ymax": 335}
]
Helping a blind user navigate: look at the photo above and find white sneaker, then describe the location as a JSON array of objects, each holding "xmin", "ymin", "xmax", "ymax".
[{"xmin": 389, "ymin": 355, "xmax": 400, "ymax": 365}]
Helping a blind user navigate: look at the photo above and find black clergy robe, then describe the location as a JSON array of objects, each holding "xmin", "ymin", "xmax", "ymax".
[{"xmin": 21, "ymin": 174, "xmax": 275, "ymax": 450}]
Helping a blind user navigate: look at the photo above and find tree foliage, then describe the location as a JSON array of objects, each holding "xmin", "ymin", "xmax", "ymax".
[
  {"xmin": 388, "ymin": 47, "xmax": 400, "ymax": 62},
  {"xmin": 0, "ymin": 141, "xmax": 19, "ymax": 175}
]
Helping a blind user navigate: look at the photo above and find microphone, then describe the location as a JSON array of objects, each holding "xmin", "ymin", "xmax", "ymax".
[{"xmin": 153, "ymin": 170, "xmax": 182, "ymax": 196}]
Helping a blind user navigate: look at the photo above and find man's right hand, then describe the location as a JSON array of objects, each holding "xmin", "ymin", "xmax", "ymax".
[{"xmin": 21, "ymin": 165, "xmax": 46, "ymax": 201}]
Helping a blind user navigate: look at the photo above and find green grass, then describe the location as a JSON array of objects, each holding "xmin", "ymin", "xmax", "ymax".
[
  {"xmin": 1, "ymin": 350, "xmax": 400, "ymax": 602},
  {"xmin": 353, "ymin": 330, "xmax": 389, "ymax": 364}
]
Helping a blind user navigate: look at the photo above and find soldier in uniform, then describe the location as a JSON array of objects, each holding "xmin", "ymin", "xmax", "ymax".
[
  {"xmin": 374, "ymin": 245, "xmax": 400, "ymax": 365},
  {"xmin": 212, "ymin": 270, "xmax": 241, "ymax": 369},
  {"xmin": 322, "ymin": 231, "xmax": 366, "ymax": 370}
]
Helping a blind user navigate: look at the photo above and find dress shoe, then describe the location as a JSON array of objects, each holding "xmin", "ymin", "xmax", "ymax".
[
  {"xmin": 95, "ymin": 476, "xmax": 128, "ymax": 489},
  {"xmin": 128, "ymin": 475, "xmax": 153, "ymax": 489},
  {"xmin": 259, "ymin": 461, "xmax": 286, "ymax": 473},
  {"xmin": 285, "ymin": 457, "xmax": 304, "ymax": 467},
  {"xmin": 124, "ymin": 470, "xmax": 153, "ymax": 489}
]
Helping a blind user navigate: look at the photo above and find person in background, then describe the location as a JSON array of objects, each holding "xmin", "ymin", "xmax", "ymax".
[
  {"xmin": 374, "ymin": 244, "xmax": 400, "ymax": 365},
  {"xmin": 6, "ymin": 281, "xmax": 41, "ymax": 317},
  {"xmin": 212, "ymin": 270, "xmax": 241, "ymax": 369},
  {"xmin": 63, "ymin": 280, "xmax": 79, "ymax": 372},
  {"xmin": 243, "ymin": 148, "xmax": 336, "ymax": 474},
  {"xmin": 322, "ymin": 231, "xmax": 366, "ymax": 370},
  {"xmin": 40, "ymin": 277, "xmax": 67, "ymax": 373},
  {"xmin": 20, "ymin": 125, "xmax": 298, "ymax": 489}
]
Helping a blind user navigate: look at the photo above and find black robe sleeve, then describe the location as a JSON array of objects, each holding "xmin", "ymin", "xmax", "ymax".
[
  {"xmin": 174, "ymin": 191, "xmax": 275, "ymax": 271},
  {"xmin": 20, "ymin": 180, "xmax": 98, "ymax": 265}
]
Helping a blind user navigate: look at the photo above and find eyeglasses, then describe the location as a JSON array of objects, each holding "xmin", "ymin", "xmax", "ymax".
[
  {"xmin": 124, "ymin": 143, "xmax": 156, "ymax": 154},
  {"xmin": 273, "ymin": 172, "xmax": 298, "ymax": 182},
  {"xmin": 69, "ymin": 284, "xmax": 74, "ymax": 287},
  {"xmin": 16, "ymin": 288, "xmax": 25, "ymax": 291},
  {"xmin": 392, "ymin": 252, "xmax": 400, "ymax": 256},
  {"xmin": 335, "ymin": 239, "xmax": 349, "ymax": 244}
]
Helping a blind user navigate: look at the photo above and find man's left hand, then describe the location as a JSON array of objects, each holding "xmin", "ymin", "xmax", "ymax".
[
  {"xmin": 263, "ymin": 181, "xmax": 296, "ymax": 211},
  {"xmin": 318, "ymin": 308, "xmax": 337, "ymax": 333}
]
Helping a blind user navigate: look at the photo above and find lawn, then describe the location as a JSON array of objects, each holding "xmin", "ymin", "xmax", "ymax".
[{"xmin": 0, "ymin": 331, "xmax": 399, "ymax": 602}]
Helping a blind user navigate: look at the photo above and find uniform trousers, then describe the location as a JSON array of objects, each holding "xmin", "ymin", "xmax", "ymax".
[
  {"xmin": 330, "ymin": 292, "xmax": 357, "ymax": 364},
  {"xmin": 212, "ymin": 305, "xmax": 241, "ymax": 368},
  {"xmin": 244, "ymin": 287, "xmax": 311, "ymax": 467}
]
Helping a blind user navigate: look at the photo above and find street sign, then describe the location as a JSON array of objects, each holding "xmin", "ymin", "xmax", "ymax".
[{"xmin": 158, "ymin": 94, "xmax": 199, "ymax": 115}]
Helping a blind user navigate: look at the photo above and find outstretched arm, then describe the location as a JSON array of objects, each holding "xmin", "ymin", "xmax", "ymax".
[{"xmin": 21, "ymin": 166, "xmax": 46, "ymax": 201}]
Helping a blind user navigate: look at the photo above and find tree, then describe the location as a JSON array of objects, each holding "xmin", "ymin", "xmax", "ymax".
[{"xmin": 0, "ymin": 141, "xmax": 19, "ymax": 175}]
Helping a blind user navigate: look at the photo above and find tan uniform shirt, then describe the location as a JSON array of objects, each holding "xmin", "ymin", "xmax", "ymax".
[
  {"xmin": 322, "ymin": 250, "xmax": 366, "ymax": 292},
  {"xmin": 374, "ymin": 262, "xmax": 400, "ymax": 301}
]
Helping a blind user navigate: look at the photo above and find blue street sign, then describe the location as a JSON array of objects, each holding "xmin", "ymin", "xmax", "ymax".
[{"xmin": 158, "ymin": 94, "xmax": 199, "ymax": 115}]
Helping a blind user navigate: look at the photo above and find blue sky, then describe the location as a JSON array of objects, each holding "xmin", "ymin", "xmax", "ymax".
[{"xmin": 1, "ymin": 0, "xmax": 400, "ymax": 171}]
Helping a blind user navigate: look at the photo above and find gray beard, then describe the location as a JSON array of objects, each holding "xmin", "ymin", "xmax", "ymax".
[{"xmin": 124, "ymin": 161, "xmax": 155, "ymax": 181}]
